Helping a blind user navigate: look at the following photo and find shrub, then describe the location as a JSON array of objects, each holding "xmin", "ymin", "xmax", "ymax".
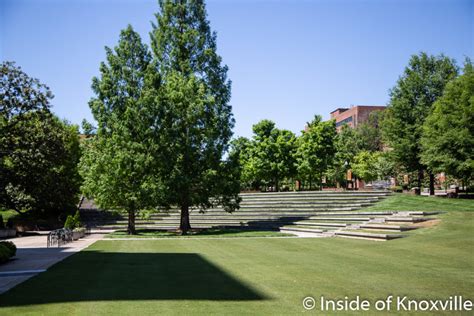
[
  {"xmin": 0, "ymin": 215, "xmax": 4, "ymax": 229},
  {"xmin": 64, "ymin": 215, "xmax": 75, "ymax": 229},
  {"xmin": 0, "ymin": 246, "xmax": 10, "ymax": 264},
  {"xmin": 0, "ymin": 241, "xmax": 16, "ymax": 263},
  {"xmin": 64, "ymin": 211, "xmax": 83, "ymax": 229},
  {"xmin": 390, "ymin": 186, "xmax": 403, "ymax": 193},
  {"xmin": 0, "ymin": 241, "xmax": 16, "ymax": 257},
  {"xmin": 72, "ymin": 210, "xmax": 82, "ymax": 228}
]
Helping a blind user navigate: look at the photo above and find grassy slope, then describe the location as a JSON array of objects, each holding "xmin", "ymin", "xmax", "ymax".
[
  {"xmin": 365, "ymin": 193, "xmax": 474, "ymax": 212},
  {"xmin": 0, "ymin": 194, "xmax": 473, "ymax": 315}
]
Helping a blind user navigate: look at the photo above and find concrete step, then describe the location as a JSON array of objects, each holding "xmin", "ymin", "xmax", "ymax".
[
  {"xmin": 239, "ymin": 199, "xmax": 378, "ymax": 205},
  {"xmin": 82, "ymin": 211, "xmax": 398, "ymax": 223},
  {"xmin": 385, "ymin": 217, "xmax": 434, "ymax": 223},
  {"xmin": 303, "ymin": 211, "xmax": 395, "ymax": 216},
  {"xmin": 306, "ymin": 217, "xmax": 372, "ymax": 221},
  {"xmin": 398, "ymin": 211, "xmax": 442, "ymax": 216},
  {"xmin": 240, "ymin": 191, "xmax": 390, "ymax": 197},
  {"xmin": 359, "ymin": 224, "xmax": 416, "ymax": 231},
  {"xmin": 156, "ymin": 213, "xmax": 358, "ymax": 219},
  {"xmin": 292, "ymin": 221, "xmax": 348, "ymax": 228},
  {"xmin": 84, "ymin": 212, "xmax": 401, "ymax": 224},
  {"xmin": 95, "ymin": 222, "xmax": 258, "ymax": 229},
  {"xmin": 107, "ymin": 219, "xmax": 294, "ymax": 225},
  {"xmin": 235, "ymin": 204, "xmax": 372, "ymax": 209},
  {"xmin": 334, "ymin": 231, "xmax": 404, "ymax": 241},
  {"xmin": 279, "ymin": 226, "xmax": 325, "ymax": 234},
  {"xmin": 241, "ymin": 196, "xmax": 388, "ymax": 202}
]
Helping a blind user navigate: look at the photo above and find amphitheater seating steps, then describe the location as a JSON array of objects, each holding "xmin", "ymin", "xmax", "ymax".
[{"xmin": 79, "ymin": 191, "xmax": 440, "ymax": 241}]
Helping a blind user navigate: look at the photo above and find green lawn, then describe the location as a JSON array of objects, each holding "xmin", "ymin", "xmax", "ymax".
[
  {"xmin": 365, "ymin": 193, "xmax": 474, "ymax": 212},
  {"xmin": 0, "ymin": 194, "xmax": 473, "ymax": 315}
]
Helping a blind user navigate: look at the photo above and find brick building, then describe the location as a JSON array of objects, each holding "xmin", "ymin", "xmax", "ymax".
[{"xmin": 330, "ymin": 105, "xmax": 385, "ymax": 132}]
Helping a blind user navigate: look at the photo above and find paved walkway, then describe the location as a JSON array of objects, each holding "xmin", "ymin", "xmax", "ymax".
[{"xmin": 0, "ymin": 233, "xmax": 104, "ymax": 294}]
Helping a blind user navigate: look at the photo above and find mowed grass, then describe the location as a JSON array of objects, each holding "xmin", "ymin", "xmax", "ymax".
[
  {"xmin": 0, "ymin": 195, "xmax": 473, "ymax": 315},
  {"xmin": 365, "ymin": 193, "xmax": 474, "ymax": 212}
]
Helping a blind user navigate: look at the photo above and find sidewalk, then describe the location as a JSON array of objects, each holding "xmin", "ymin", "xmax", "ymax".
[{"xmin": 0, "ymin": 233, "xmax": 104, "ymax": 294}]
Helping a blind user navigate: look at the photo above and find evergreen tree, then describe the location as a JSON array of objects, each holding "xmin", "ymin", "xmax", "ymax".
[
  {"xmin": 382, "ymin": 52, "xmax": 458, "ymax": 194},
  {"xmin": 150, "ymin": 0, "xmax": 239, "ymax": 233},
  {"xmin": 421, "ymin": 60, "xmax": 474, "ymax": 189},
  {"xmin": 79, "ymin": 26, "xmax": 155, "ymax": 234}
]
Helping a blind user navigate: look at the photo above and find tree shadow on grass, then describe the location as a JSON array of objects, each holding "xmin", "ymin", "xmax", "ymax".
[{"xmin": 0, "ymin": 251, "xmax": 268, "ymax": 307}]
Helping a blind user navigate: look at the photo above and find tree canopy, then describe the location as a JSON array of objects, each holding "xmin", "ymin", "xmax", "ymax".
[
  {"xmin": 1, "ymin": 62, "xmax": 81, "ymax": 218},
  {"xmin": 382, "ymin": 52, "xmax": 458, "ymax": 193},
  {"xmin": 148, "ymin": 0, "xmax": 239, "ymax": 233},
  {"xmin": 236, "ymin": 120, "xmax": 296, "ymax": 191},
  {"xmin": 79, "ymin": 26, "xmax": 156, "ymax": 234},
  {"xmin": 420, "ymin": 60, "xmax": 474, "ymax": 186},
  {"xmin": 295, "ymin": 116, "xmax": 336, "ymax": 189}
]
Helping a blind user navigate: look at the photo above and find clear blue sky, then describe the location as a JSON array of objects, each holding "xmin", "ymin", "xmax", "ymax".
[{"xmin": 1, "ymin": 0, "xmax": 472, "ymax": 138}]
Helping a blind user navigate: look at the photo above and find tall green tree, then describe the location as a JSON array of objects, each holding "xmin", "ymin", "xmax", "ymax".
[
  {"xmin": 382, "ymin": 52, "xmax": 458, "ymax": 194},
  {"xmin": 421, "ymin": 60, "xmax": 474, "ymax": 188},
  {"xmin": 1, "ymin": 61, "xmax": 80, "ymax": 217},
  {"xmin": 295, "ymin": 116, "xmax": 336, "ymax": 189},
  {"xmin": 329, "ymin": 124, "xmax": 359, "ymax": 187},
  {"xmin": 352, "ymin": 151, "xmax": 381, "ymax": 183},
  {"xmin": 79, "ymin": 26, "xmax": 155, "ymax": 234},
  {"xmin": 2, "ymin": 111, "xmax": 81, "ymax": 217},
  {"xmin": 243, "ymin": 120, "xmax": 296, "ymax": 192},
  {"xmin": 0, "ymin": 61, "xmax": 52, "ymax": 121},
  {"xmin": 229, "ymin": 137, "xmax": 254, "ymax": 190},
  {"xmin": 150, "ymin": 0, "xmax": 239, "ymax": 233}
]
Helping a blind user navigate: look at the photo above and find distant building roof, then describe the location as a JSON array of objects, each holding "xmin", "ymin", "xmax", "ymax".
[{"xmin": 329, "ymin": 107, "xmax": 349, "ymax": 114}]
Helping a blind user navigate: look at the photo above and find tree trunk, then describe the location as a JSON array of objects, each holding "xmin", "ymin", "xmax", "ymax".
[
  {"xmin": 416, "ymin": 169, "xmax": 423, "ymax": 195},
  {"xmin": 179, "ymin": 204, "xmax": 191, "ymax": 235},
  {"xmin": 275, "ymin": 178, "xmax": 279, "ymax": 192},
  {"xmin": 429, "ymin": 172, "xmax": 435, "ymax": 196},
  {"xmin": 127, "ymin": 210, "xmax": 136, "ymax": 235}
]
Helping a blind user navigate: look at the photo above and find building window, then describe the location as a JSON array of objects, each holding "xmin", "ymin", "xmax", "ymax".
[{"xmin": 336, "ymin": 116, "xmax": 353, "ymax": 127}]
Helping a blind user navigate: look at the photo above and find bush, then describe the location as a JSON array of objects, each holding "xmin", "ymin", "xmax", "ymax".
[
  {"xmin": 0, "ymin": 246, "xmax": 10, "ymax": 264},
  {"xmin": 0, "ymin": 241, "xmax": 16, "ymax": 264},
  {"xmin": 64, "ymin": 211, "xmax": 83, "ymax": 229},
  {"xmin": 0, "ymin": 215, "xmax": 4, "ymax": 229},
  {"xmin": 0, "ymin": 241, "xmax": 16, "ymax": 257},
  {"xmin": 390, "ymin": 186, "xmax": 403, "ymax": 193},
  {"xmin": 64, "ymin": 215, "xmax": 75, "ymax": 229},
  {"xmin": 73, "ymin": 210, "xmax": 82, "ymax": 228}
]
